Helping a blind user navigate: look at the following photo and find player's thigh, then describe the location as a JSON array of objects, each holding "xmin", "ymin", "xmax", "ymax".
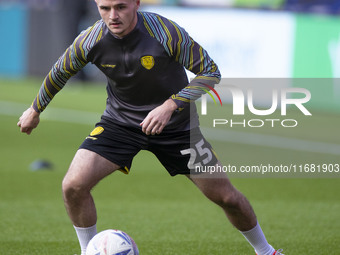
[
  {"xmin": 63, "ymin": 149, "xmax": 120, "ymax": 190},
  {"xmin": 149, "ymin": 127, "xmax": 218, "ymax": 176}
]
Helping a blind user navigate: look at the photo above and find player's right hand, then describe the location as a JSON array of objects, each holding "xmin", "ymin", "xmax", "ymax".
[{"xmin": 17, "ymin": 106, "xmax": 40, "ymax": 135}]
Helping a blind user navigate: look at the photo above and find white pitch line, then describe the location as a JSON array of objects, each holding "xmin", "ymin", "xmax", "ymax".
[
  {"xmin": 0, "ymin": 100, "xmax": 101, "ymax": 125},
  {"xmin": 1, "ymin": 100, "xmax": 340, "ymax": 155},
  {"xmin": 201, "ymin": 127, "xmax": 340, "ymax": 156}
]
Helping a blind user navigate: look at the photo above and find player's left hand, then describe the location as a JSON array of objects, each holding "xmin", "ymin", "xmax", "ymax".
[{"xmin": 140, "ymin": 99, "xmax": 177, "ymax": 135}]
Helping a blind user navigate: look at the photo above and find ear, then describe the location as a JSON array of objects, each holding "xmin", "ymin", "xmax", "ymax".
[{"xmin": 136, "ymin": 0, "xmax": 141, "ymax": 9}]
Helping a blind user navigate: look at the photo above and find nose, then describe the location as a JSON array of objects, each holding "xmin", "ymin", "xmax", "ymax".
[{"xmin": 109, "ymin": 9, "xmax": 118, "ymax": 20}]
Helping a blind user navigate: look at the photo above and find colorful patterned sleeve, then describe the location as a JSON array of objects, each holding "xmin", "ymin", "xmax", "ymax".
[
  {"xmin": 141, "ymin": 12, "xmax": 221, "ymax": 110},
  {"xmin": 32, "ymin": 20, "xmax": 104, "ymax": 113}
]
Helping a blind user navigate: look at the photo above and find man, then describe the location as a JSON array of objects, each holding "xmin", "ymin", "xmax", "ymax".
[{"xmin": 17, "ymin": 0, "xmax": 284, "ymax": 254}]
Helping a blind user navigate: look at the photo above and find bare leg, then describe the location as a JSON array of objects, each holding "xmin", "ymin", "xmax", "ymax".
[
  {"xmin": 187, "ymin": 162, "xmax": 257, "ymax": 231},
  {"xmin": 62, "ymin": 149, "xmax": 120, "ymax": 227}
]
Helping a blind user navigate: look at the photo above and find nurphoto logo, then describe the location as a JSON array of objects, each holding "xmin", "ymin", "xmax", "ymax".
[{"xmin": 200, "ymin": 80, "xmax": 312, "ymax": 128}]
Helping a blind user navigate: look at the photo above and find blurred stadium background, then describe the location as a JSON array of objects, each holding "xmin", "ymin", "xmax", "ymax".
[
  {"xmin": 2, "ymin": 0, "xmax": 340, "ymax": 80},
  {"xmin": 1, "ymin": 0, "xmax": 340, "ymax": 254},
  {"xmin": 1, "ymin": 0, "xmax": 340, "ymax": 111}
]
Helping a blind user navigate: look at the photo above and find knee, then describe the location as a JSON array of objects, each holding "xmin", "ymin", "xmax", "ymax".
[
  {"xmin": 62, "ymin": 175, "xmax": 89, "ymax": 202},
  {"xmin": 212, "ymin": 190, "xmax": 241, "ymax": 211}
]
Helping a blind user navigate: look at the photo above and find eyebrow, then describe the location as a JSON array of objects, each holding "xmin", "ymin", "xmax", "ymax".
[{"xmin": 98, "ymin": 1, "xmax": 128, "ymax": 7}]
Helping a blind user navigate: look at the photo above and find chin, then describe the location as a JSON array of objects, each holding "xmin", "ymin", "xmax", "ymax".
[{"xmin": 110, "ymin": 28, "xmax": 123, "ymax": 36}]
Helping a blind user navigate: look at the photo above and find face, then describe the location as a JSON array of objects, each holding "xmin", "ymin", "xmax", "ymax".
[{"xmin": 95, "ymin": 0, "xmax": 140, "ymax": 38}]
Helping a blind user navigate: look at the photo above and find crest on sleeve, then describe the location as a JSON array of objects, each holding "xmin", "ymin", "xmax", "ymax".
[{"xmin": 141, "ymin": 56, "xmax": 155, "ymax": 70}]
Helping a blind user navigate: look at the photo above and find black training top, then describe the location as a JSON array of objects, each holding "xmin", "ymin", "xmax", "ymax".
[{"xmin": 32, "ymin": 11, "xmax": 221, "ymax": 131}]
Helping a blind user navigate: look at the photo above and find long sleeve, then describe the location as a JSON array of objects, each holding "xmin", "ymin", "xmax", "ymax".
[
  {"xmin": 32, "ymin": 20, "xmax": 104, "ymax": 113},
  {"xmin": 141, "ymin": 12, "xmax": 221, "ymax": 110},
  {"xmin": 168, "ymin": 19, "xmax": 221, "ymax": 109}
]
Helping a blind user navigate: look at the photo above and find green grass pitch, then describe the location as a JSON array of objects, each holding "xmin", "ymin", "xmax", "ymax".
[{"xmin": 0, "ymin": 78, "xmax": 339, "ymax": 254}]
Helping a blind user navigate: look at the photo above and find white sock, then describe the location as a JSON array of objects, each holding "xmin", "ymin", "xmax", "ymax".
[
  {"xmin": 241, "ymin": 222, "xmax": 275, "ymax": 255},
  {"xmin": 74, "ymin": 224, "xmax": 97, "ymax": 255}
]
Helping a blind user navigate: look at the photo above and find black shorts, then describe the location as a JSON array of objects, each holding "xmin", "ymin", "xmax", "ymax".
[{"xmin": 79, "ymin": 117, "xmax": 218, "ymax": 176}]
